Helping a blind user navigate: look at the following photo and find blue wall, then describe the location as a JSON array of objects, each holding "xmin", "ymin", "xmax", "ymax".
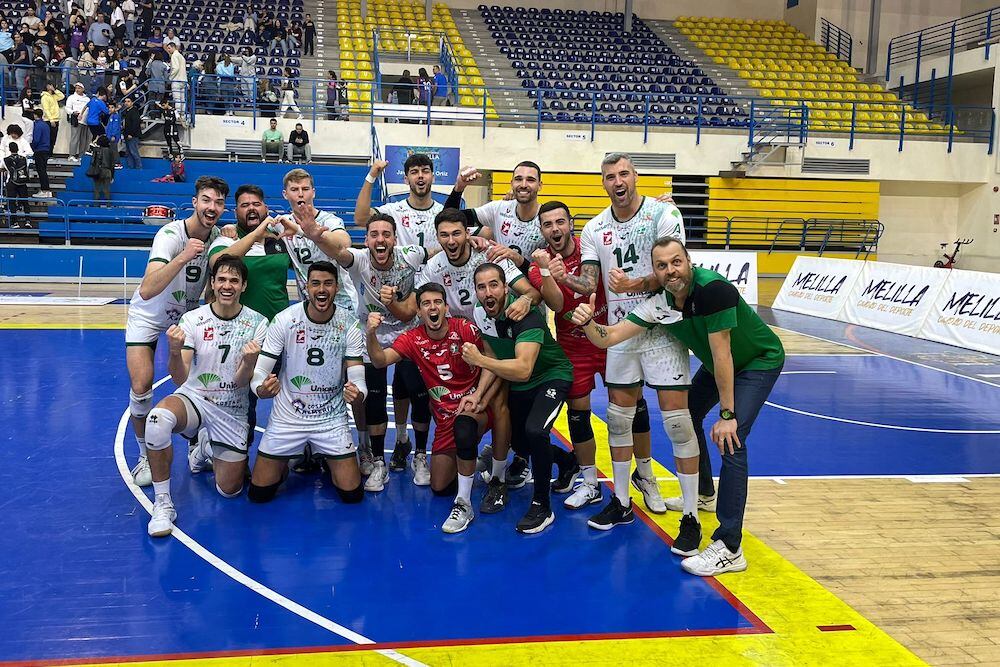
[{"xmin": 0, "ymin": 246, "xmax": 151, "ymax": 279}]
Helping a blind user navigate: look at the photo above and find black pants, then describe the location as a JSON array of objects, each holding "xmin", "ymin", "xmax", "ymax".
[
  {"xmin": 508, "ymin": 378, "xmax": 570, "ymax": 505},
  {"xmin": 364, "ymin": 360, "xmax": 431, "ymax": 426},
  {"xmin": 34, "ymin": 150, "xmax": 50, "ymax": 190},
  {"xmin": 88, "ymin": 124, "xmax": 105, "ymax": 138},
  {"xmin": 5, "ymin": 182, "xmax": 28, "ymax": 226},
  {"xmin": 49, "ymin": 122, "xmax": 58, "ymax": 153},
  {"xmin": 304, "ymin": 34, "xmax": 314, "ymax": 55}
]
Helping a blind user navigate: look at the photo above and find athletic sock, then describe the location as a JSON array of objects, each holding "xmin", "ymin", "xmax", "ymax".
[
  {"xmin": 581, "ymin": 464, "xmax": 597, "ymax": 485},
  {"xmin": 358, "ymin": 430, "xmax": 369, "ymax": 448},
  {"xmin": 457, "ymin": 472, "xmax": 474, "ymax": 504},
  {"xmin": 152, "ymin": 478, "xmax": 171, "ymax": 499},
  {"xmin": 136, "ymin": 436, "xmax": 147, "ymax": 457},
  {"xmin": 491, "ymin": 457, "xmax": 506, "ymax": 482},
  {"xmin": 371, "ymin": 433, "xmax": 386, "ymax": 459},
  {"xmin": 612, "ymin": 460, "xmax": 631, "ymax": 506},
  {"xmin": 395, "ymin": 426, "xmax": 408, "ymax": 444},
  {"xmin": 635, "ymin": 456, "xmax": 654, "ymax": 480},
  {"xmin": 414, "ymin": 428, "xmax": 428, "ymax": 454},
  {"xmin": 677, "ymin": 472, "xmax": 700, "ymax": 521}
]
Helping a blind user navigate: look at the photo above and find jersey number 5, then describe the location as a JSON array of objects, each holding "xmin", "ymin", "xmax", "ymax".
[{"xmin": 436, "ymin": 363, "xmax": 452, "ymax": 380}]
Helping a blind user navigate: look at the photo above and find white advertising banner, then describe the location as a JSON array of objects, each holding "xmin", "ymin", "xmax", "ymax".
[
  {"xmin": 690, "ymin": 251, "xmax": 758, "ymax": 305},
  {"xmin": 840, "ymin": 261, "xmax": 949, "ymax": 336},
  {"xmin": 772, "ymin": 256, "xmax": 864, "ymax": 318},
  {"xmin": 920, "ymin": 269, "xmax": 1000, "ymax": 355}
]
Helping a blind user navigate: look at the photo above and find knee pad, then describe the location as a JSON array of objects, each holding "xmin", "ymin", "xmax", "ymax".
[
  {"xmin": 663, "ymin": 409, "xmax": 699, "ymax": 459},
  {"xmin": 247, "ymin": 480, "xmax": 281, "ymax": 503},
  {"xmin": 144, "ymin": 407, "xmax": 177, "ymax": 451},
  {"xmin": 606, "ymin": 403, "xmax": 636, "ymax": 448},
  {"xmin": 216, "ymin": 482, "xmax": 243, "ymax": 498},
  {"xmin": 567, "ymin": 409, "xmax": 594, "ymax": 444},
  {"xmin": 433, "ymin": 476, "xmax": 458, "ymax": 496},
  {"xmin": 129, "ymin": 389, "xmax": 152, "ymax": 420},
  {"xmin": 336, "ymin": 483, "xmax": 364, "ymax": 504},
  {"xmin": 632, "ymin": 398, "xmax": 651, "ymax": 434},
  {"xmin": 454, "ymin": 415, "xmax": 480, "ymax": 462}
]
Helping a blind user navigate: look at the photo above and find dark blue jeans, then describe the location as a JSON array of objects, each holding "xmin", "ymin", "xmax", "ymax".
[{"xmin": 688, "ymin": 364, "xmax": 782, "ymax": 552}]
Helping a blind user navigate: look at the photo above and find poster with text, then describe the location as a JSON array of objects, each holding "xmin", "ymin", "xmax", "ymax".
[{"xmin": 384, "ymin": 145, "xmax": 460, "ymax": 185}]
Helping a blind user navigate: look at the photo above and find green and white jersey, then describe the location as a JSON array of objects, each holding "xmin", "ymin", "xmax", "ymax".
[
  {"xmin": 418, "ymin": 247, "xmax": 524, "ymax": 321},
  {"xmin": 282, "ymin": 210, "xmax": 358, "ymax": 314},
  {"xmin": 128, "ymin": 219, "xmax": 219, "ymax": 332},
  {"xmin": 375, "ymin": 198, "xmax": 444, "ymax": 251},
  {"xmin": 474, "ymin": 199, "xmax": 545, "ymax": 258},
  {"xmin": 346, "ymin": 244, "xmax": 426, "ymax": 347},
  {"xmin": 260, "ymin": 302, "xmax": 365, "ymax": 427},
  {"xmin": 178, "ymin": 304, "xmax": 268, "ymax": 415},
  {"xmin": 580, "ymin": 196, "xmax": 685, "ymax": 352}
]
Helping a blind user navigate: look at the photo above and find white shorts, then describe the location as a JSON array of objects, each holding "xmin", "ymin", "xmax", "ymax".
[
  {"xmin": 606, "ymin": 330, "xmax": 690, "ymax": 389},
  {"xmin": 176, "ymin": 391, "xmax": 250, "ymax": 461},
  {"xmin": 125, "ymin": 315, "xmax": 164, "ymax": 346},
  {"xmin": 258, "ymin": 419, "xmax": 356, "ymax": 460}
]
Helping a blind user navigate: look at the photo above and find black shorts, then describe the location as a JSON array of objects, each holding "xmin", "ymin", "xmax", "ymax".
[{"xmin": 365, "ymin": 360, "xmax": 430, "ymax": 425}]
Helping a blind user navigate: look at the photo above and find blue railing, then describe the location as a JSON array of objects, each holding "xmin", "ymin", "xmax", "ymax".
[
  {"xmin": 886, "ymin": 6, "xmax": 999, "ymax": 82},
  {"xmin": 820, "ymin": 18, "xmax": 853, "ymax": 66}
]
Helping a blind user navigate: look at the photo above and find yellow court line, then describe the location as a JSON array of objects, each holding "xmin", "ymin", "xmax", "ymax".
[
  {"xmin": 0, "ymin": 323, "xmax": 125, "ymax": 329},
  {"xmin": 63, "ymin": 410, "xmax": 924, "ymax": 667}
]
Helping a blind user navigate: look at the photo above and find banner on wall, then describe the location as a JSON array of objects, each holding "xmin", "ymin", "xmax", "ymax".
[
  {"xmin": 840, "ymin": 261, "xmax": 948, "ymax": 336},
  {"xmin": 771, "ymin": 256, "xmax": 864, "ymax": 318},
  {"xmin": 920, "ymin": 269, "xmax": 1000, "ymax": 355},
  {"xmin": 384, "ymin": 145, "xmax": 460, "ymax": 184},
  {"xmin": 690, "ymin": 251, "xmax": 758, "ymax": 305}
]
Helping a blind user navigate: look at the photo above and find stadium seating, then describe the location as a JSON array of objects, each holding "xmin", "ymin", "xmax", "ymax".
[
  {"xmin": 676, "ymin": 17, "xmax": 946, "ymax": 135},
  {"xmin": 480, "ymin": 5, "xmax": 746, "ymax": 127}
]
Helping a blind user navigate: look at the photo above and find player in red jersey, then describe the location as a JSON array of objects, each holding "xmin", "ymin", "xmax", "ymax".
[
  {"xmin": 528, "ymin": 201, "xmax": 653, "ymax": 510},
  {"xmin": 365, "ymin": 282, "xmax": 507, "ymax": 534}
]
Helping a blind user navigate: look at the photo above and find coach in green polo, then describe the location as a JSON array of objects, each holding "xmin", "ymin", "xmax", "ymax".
[{"xmin": 571, "ymin": 236, "xmax": 784, "ymax": 578}]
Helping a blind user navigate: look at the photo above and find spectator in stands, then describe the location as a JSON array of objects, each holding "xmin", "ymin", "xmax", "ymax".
[
  {"xmin": 216, "ymin": 54, "xmax": 236, "ymax": 115},
  {"xmin": 0, "ymin": 20, "xmax": 14, "ymax": 63},
  {"xmin": 65, "ymin": 81, "xmax": 89, "ymax": 161},
  {"xmin": 222, "ymin": 17, "xmax": 242, "ymax": 37},
  {"xmin": 12, "ymin": 32, "xmax": 30, "ymax": 92},
  {"xmin": 19, "ymin": 85, "xmax": 35, "ymax": 116},
  {"xmin": 122, "ymin": 95, "xmax": 141, "ymax": 168},
  {"xmin": 121, "ymin": 0, "xmax": 136, "ymax": 44},
  {"xmin": 198, "ymin": 53, "xmax": 219, "ymax": 115},
  {"xmin": 257, "ymin": 77, "xmax": 279, "ymax": 118},
  {"xmin": 164, "ymin": 41, "xmax": 186, "ymax": 117},
  {"xmin": 69, "ymin": 18, "xmax": 85, "ymax": 57},
  {"xmin": 30, "ymin": 44, "xmax": 46, "ymax": 90},
  {"xmin": 286, "ymin": 122, "xmax": 310, "ymax": 164},
  {"xmin": 145, "ymin": 50, "xmax": 167, "ymax": 105},
  {"xmin": 2, "ymin": 142, "xmax": 31, "ymax": 228},
  {"xmin": 417, "ymin": 67, "xmax": 431, "ymax": 107},
  {"xmin": 48, "ymin": 39, "xmax": 68, "ymax": 90},
  {"xmin": 88, "ymin": 13, "xmax": 112, "ymax": 48},
  {"xmin": 288, "ymin": 21, "xmax": 302, "ymax": 51},
  {"xmin": 3, "ymin": 124, "xmax": 33, "ymax": 160},
  {"xmin": 162, "ymin": 27, "xmax": 180, "ymax": 52},
  {"xmin": 278, "ymin": 66, "xmax": 301, "ymax": 119},
  {"xmin": 242, "ymin": 9, "xmax": 256, "ymax": 35},
  {"xmin": 87, "ymin": 134, "xmax": 115, "ymax": 203},
  {"xmin": 117, "ymin": 67, "xmax": 137, "ymax": 99},
  {"xmin": 303, "ymin": 14, "xmax": 314, "ymax": 56},
  {"xmin": 394, "ymin": 70, "xmax": 415, "ymax": 123},
  {"xmin": 260, "ymin": 117, "xmax": 282, "ymax": 162},
  {"xmin": 40, "ymin": 83, "xmax": 64, "ymax": 152},
  {"xmin": 145, "ymin": 26, "xmax": 163, "ymax": 53},
  {"xmin": 82, "ymin": 85, "xmax": 109, "ymax": 138},
  {"xmin": 106, "ymin": 101, "xmax": 123, "ymax": 160},
  {"xmin": 110, "ymin": 1, "xmax": 126, "ymax": 45},
  {"xmin": 159, "ymin": 96, "xmax": 180, "ymax": 155},
  {"xmin": 138, "ymin": 0, "xmax": 153, "ymax": 39},
  {"xmin": 34, "ymin": 22, "xmax": 52, "ymax": 60},
  {"xmin": 432, "ymin": 64, "xmax": 452, "ymax": 107},
  {"xmin": 83, "ymin": 0, "xmax": 97, "ymax": 21},
  {"xmin": 20, "ymin": 8, "xmax": 41, "ymax": 35},
  {"xmin": 234, "ymin": 47, "xmax": 257, "ymax": 104},
  {"xmin": 30, "ymin": 108, "xmax": 52, "ymax": 198},
  {"xmin": 325, "ymin": 70, "xmax": 343, "ymax": 121},
  {"xmin": 270, "ymin": 19, "xmax": 289, "ymax": 54}
]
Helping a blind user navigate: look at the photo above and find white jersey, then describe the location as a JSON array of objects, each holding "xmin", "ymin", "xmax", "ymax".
[
  {"xmin": 346, "ymin": 245, "xmax": 426, "ymax": 347},
  {"xmin": 260, "ymin": 302, "xmax": 364, "ymax": 426},
  {"xmin": 580, "ymin": 196, "xmax": 685, "ymax": 352},
  {"xmin": 283, "ymin": 210, "xmax": 358, "ymax": 313},
  {"xmin": 177, "ymin": 304, "xmax": 268, "ymax": 415},
  {"xmin": 474, "ymin": 199, "xmax": 546, "ymax": 258},
  {"xmin": 375, "ymin": 198, "xmax": 444, "ymax": 252},
  {"xmin": 418, "ymin": 247, "xmax": 525, "ymax": 321},
  {"xmin": 128, "ymin": 219, "xmax": 219, "ymax": 332}
]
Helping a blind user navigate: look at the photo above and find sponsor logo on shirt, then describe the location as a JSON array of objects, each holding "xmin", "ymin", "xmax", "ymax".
[
  {"xmin": 603, "ymin": 231, "xmax": 613, "ymax": 246},
  {"xmin": 443, "ymin": 274, "xmax": 452, "ymax": 287},
  {"xmin": 296, "ymin": 329, "xmax": 305, "ymax": 343},
  {"xmin": 203, "ymin": 327, "xmax": 214, "ymax": 341}
]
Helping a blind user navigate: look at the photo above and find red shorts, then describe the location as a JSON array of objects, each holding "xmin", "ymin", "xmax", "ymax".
[
  {"xmin": 431, "ymin": 409, "xmax": 494, "ymax": 455},
  {"xmin": 567, "ymin": 346, "xmax": 607, "ymax": 400}
]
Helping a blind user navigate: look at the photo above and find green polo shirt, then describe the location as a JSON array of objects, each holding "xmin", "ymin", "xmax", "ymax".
[
  {"xmin": 473, "ymin": 294, "xmax": 573, "ymax": 391},
  {"xmin": 207, "ymin": 227, "xmax": 291, "ymax": 320},
  {"xmin": 262, "ymin": 128, "xmax": 283, "ymax": 142},
  {"xmin": 626, "ymin": 267, "xmax": 784, "ymax": 374}
]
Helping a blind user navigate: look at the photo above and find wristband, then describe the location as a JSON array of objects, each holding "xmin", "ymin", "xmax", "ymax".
[
  {"xmin": 539, "ymin": 268, "xmax": 551, "ymax": 277},
  {"xmin": 365, "ymin": 173, "xmax": 376, "ymax": 184}
]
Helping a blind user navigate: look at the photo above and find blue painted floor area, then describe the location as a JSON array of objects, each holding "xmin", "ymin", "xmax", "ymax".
[{"xmin": 0, "ymin": 329, "xmax": 751, "ymax": 664}]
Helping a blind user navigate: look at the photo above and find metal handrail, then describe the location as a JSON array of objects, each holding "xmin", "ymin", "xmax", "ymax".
[
  {"xmin": 820, "ymin": 18, "xmax": 853, "ymax": 66},
  {"xmin": 886, "ymin": 6, "xmax": 999, "ymax": 81}
]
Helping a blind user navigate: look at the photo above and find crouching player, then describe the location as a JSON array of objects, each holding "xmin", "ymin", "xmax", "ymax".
[{"xmin": 145, "ymin": 257, "xmax": 268, "ymax": 537}]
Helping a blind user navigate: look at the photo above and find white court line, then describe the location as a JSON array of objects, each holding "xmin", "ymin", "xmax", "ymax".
[
  {"xmin": 764, "ymin": 400, "xmax": 1000, "ymax": 434},
  {"xmin": 980, "ymin": 374, "xmax": 1000, "ymax": 379},
  {"xmin": 115, "ymin": 377, "xmax": 425, "ymax": 667}
]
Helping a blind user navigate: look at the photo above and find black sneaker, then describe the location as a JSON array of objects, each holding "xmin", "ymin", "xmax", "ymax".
[
  {"xmin": 552, "ymin": 462, "xmax": 581, "ymax": 494},
  {"xmin": 389, "ymin": 439, "xmax": 411, "ymax": 471},
  {"xmin": 479, "ymin": 477, "xmax": 508, "ymax": 514},
  {"xmin": 587, "ymin": 496, "xmax": 635, "ymax": 531},
  {"xmin": 671, "ymin": 513, "xmax": 702, "ymax": 556},
  {"xmin": 516, "ymin": 500, "xmax": 554, "ymax": 534},
  {"xmin": 506, "ymin": 455, "xmax": 531, "ymax": 489}
]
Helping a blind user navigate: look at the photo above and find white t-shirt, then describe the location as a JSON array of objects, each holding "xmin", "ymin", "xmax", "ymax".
[
  {"xmin": 474, "ymin": 199, "xmax": 546, "ymax": 258},
  {"xmin": 418, "ymin": 247, "xmax": 525, "ymax": 321},
  {"xmin": 177, "ymin": 304, "xmax": 268, "ymax": 415},
  {"xmin": 282, "ymin": 210, "xmax": 358, "ymax": 313},
  {"xmin": 374, "ymin": 198, "xmax": 443, "ymax": 251},
  {"xmin": 346, "ymin": 244, "xmax": 426, "ymax": 346}
]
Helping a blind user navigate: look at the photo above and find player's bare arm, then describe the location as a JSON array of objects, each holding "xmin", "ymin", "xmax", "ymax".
[
  {"xmin": 354, "ymin": 159, "xmax": 388, "ymax": 226},
  {"xmin": 138, "ymin": 237, "xmax": 204, "ymax": 300},
  {"xmin": 608, "ymin": 266, "xmax": 656, "ymax": 294},
  {"xmin": 233, "ymin": 339, "xmax": 261, "ymax": 387},
  {"xmin": 208, "ymin": 218, "xmax": 276, "ymax": 268},
  {"xmin": 559, "ymin": 261, "xmax": 598, "ymax": 296},
  {"xmin": 343, "ymin": 359, "xmax": 367, "ymax": 404},
  {"xmin": 570, "ymin": 294, "xmax": 645, "ymax": 349},
  {"xmin": 462, "ymin": 339, "xmax": 540, "ymax": 384},
  {"xmin": 364, "ymin": 311, "xmax": 404, "ymax": 368},
  {"xmin": 707, "ymin": 328, "xmax": 741, "ymax": 455},
  {"xmin": 379, "ymin": 286, "xmax": 418, "ymax": 321},
  {"xmin": 531, "ymin": 248, "xmax": 565, "ymax": 311},
  {"xmin": 165, "ymin": 325, "xmax": 192, "ymax": 386}
]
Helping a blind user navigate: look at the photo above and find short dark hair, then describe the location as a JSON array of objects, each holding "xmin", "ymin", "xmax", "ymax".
[
  {"xmin": 6, "ymin": 124, "xmax": 22, "ymax": 136},
  {"xmin": 513, "ymin": 160, "xmax": 542, "ymax": 180},
  {"xmin": 403, "ymin": 152, "xmax": 433, "ymax": 173},
  {"xmin": 538, "ymin": 200, "xmax": 570, "ymax": 220},
  {"xmin": 8, "ymin": 141, "xmax": 18, "ymax": 153},
  {"xmin": 33, "ymin": 108, "xmax": 44, "ymax": 119},
  {"xmin": 194, "ymin": 176, "xmax": 230, "ymax": 198},
  {"xmin": 473, "ymin": 262, "xmax": 506, "ymax": 285},
  {"xmin": 211, "ymin": 255, "xmax": 248, "ymax": 282},
  {"xmin": 434, "ymin": 207, "xmax": 466, "ymax": 229},
  {"xmin": 651, "ymin": 236, "xmax": 689, "ymax": 257},
  {"xmin": 307, "ymin": 260, "xmax": 339, "ymax": 281},
  {"xmin": 416, "ymin": 282, "xmax": 447, "ymax": 304},
  {"xmin": 234, "ymin": 183, "xmax": 264, "ymax": 202},
  {"xmin": 367, "ymin": 211, "xmax": 396, "ymax": 231}
]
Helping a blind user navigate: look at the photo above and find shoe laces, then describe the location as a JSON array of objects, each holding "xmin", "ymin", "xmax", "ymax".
[
  {"xmin": 700, "ymin": 540, "xmax": 727, "ymax": 561},
  {"xmin": 448, "ymin": 501, "xmax": 467, "ymax": 521}
]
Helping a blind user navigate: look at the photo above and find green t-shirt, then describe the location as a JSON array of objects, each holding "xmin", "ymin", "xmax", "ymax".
[
  {"xmin": 626, "ymin": 267, "xmax": 784, "ymax": 374},
  {"xmin": 473, "ymin": 295, "xmax": 573, "ymax": 391},
  {"xmin": 262, "ymin": 129, "xmax": 283, "ymax": 142},
  {"xmin": 207, "ymin": 227, "xmax": 291, "ymax": 320}
]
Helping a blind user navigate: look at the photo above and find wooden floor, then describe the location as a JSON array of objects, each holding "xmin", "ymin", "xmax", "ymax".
[{"xmin": 2, "ymin": 278, "xmax": 998, "ymax": 666}]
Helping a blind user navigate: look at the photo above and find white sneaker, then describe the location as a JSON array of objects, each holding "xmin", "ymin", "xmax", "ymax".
[
  {"xmin": 364, "ymin": 459, "xmax": 388, "ymax": 492},
  {"xmin": 147, "ymin": 494, "xmax": 176, "ymax": 537},
  {"xmin": 188, "ymin": 430, "xmax": 213, "ymax": 474},
  {"xmin": 442, "ymin": 498, "xmax": 474, "ymax": 534},
  {"xmin": 131, "ymin": 456, "xmax": 152, "ymax": 487},
  {"xmin": 665, "ymin": 492, "xmax": 717, "ymax": 513},
  {"xmin": 681, "ymin": 539, "xmax": 747, "ymax": 576},
  {"xmin": 412, "ymin": 451, "xmax": 430, "ymax": 486},
  {"xmin": 564, "ymin": 481, "xmax": 602, "ymax": 509},
  {"xmin": 358, "ymin": 442, "xmax": 375, "ymax": 475},
  {"xmin": 630, "ymin": 469, "xmax": 666, "ymax": 514}
]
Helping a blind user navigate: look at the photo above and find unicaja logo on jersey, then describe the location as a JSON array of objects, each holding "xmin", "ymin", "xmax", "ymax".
[
  {"xmin": 290, "ymin": 375, "xmax": 312, "ymax": 389},
  {"xmin": 172, "ymin": 290, "xmax": 186, "ymax": 302},
  {"xmin": 428, "ymin": 385, "xmax": 450, "ymax": 401},
  {"xmin": 197, "ymin": 372, "xmax": 221, "ymax": 387}
]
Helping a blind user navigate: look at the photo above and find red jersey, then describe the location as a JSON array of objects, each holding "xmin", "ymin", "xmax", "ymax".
[
  {"xmin": 391, "ymin": 317, "xmax": 484, "ymax": 422},
  {"xmin": 528, "ymin": 236, "xmax": 608, "ymax": 353}
]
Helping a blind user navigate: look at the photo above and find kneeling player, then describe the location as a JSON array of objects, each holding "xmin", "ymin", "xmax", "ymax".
[
  {"xmin": 145, "ymin": 257, "xmax": 268, "ymax": 537},
  {"xmin": 247, "ymin": 262, "xmax": 367, "ymax": 503}
]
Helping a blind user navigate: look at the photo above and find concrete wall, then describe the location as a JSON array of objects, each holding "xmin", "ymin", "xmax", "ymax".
[
  {"xmin": 443, "ymin": 0, "xmax": 785, "ymax": 22},
  {"xmin": 878, "ymin": 182, "xmax": 962, "ymax": 265}
]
